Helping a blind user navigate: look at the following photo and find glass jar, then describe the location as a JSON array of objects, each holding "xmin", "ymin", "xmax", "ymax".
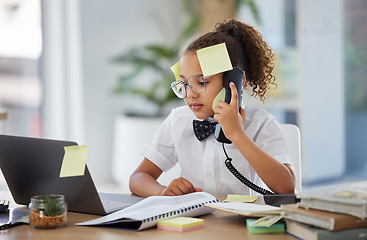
[{"xmin": 28, "ymin": 194, "xmax": 67, "ymax": 229}]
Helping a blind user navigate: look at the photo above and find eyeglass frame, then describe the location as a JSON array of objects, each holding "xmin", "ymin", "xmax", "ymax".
[{"xmin": 170, "ymin": 74, "xmax": 215, "ymax": 98}]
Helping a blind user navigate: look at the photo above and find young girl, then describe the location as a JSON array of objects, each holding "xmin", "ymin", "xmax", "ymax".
[{"xmin": 129, "ymin": 19, "xmax": 295, "ymax": 197}]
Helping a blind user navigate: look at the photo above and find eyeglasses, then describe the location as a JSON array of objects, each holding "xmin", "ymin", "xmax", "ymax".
[{"xmin": 170, "ymin": 75, "xmax": 212, "ymax": 98}]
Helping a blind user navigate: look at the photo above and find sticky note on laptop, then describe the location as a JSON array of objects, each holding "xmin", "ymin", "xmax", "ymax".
[
  {"xmin": 59, "ymin": 145, "xmax": 88, "ymax": 178},
  {"xmin": 196, "ymin": 43, "xmax": 233, "ymax": 77}
]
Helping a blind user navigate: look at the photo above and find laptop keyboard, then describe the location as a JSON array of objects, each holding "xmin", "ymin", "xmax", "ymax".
[{"xmin": 102, "ymin": 200, "xmax": 132, "ymax": 214}]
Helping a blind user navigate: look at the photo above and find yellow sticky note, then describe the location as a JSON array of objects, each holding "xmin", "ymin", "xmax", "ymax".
[
  {"xmin": 157, "ymin": 217, "xmax": 204, "ymax": 232},
  {"xmin": 59, "ymin": 145, "xmax": 88, "ymax": 178},
  {"xmin": 170, "ymin": 61, "xmax": 181, "ymax": 80},
  {"xmin": 196, "ymin": 43, "xmax": 233, "ymax": 77},
  {"xmin": 333, "ymin": 191, "xmax": 367, "ymax": 199},
  {"xmin": 223, "ymin": 194, "xmax": 257, "ymax": 203},
  {"xmin": 212, "ymin": 88, "xmax": 226, "ymax": 110},
  {"xmin": 158, "ymin": 217, "xmax": 204, "ymax": 228}
]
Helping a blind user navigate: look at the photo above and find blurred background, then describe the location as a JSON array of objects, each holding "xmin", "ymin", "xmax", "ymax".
[{"xmin": 0, "ymin": 0, "xmax": 366, "ymax": 193}]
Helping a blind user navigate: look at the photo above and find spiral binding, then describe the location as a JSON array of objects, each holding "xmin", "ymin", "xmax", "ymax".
[{"xmin": 141, "ymin": 198, "xmax": 219, "ymax": 223}]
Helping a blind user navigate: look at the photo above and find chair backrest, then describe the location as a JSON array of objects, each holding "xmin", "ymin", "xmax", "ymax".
[{"xmin": 280, "ymin": 124, "xmax": 302, "ymax": 193}]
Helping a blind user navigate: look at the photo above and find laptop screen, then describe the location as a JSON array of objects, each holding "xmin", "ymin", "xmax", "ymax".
[{"xmin": 0, "ymin": 134, "xmax": 108, "ymax": 214}]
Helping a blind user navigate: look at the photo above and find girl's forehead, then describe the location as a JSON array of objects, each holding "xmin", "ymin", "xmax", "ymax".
[
  {"xmin": 180, "ymin": 52, "xmax": 203, "ymax": 77},
  {"xmin": 180, "ymin": 52, "xmax": 199, "ymax": 64}
]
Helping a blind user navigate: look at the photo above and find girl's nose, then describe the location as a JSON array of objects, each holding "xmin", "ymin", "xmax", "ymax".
[{"xmin": 185, "ymin": 86, "xmax": 199, "ymax": 98}]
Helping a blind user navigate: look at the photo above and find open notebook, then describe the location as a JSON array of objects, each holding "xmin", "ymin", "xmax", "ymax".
[
  {"xmin": 76, "ymin": 192, "xmax": 218, "ymax": 230},
  {"xmin": 0, "ymin": 134, "xmax": 142, "ymax": 215}
]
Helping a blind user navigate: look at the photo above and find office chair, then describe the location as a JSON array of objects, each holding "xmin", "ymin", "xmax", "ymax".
[{"xmin": 280, "ymin": 124, "xmax": 302, "ymax": 193}]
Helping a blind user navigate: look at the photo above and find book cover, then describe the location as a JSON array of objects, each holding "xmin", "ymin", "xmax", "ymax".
[
  {"xmin": 285, "ymin": 221, "xmax": 367, "ymax": 240},
  {"xmin": 297, "ymin": 180, "xmax": 367, "ymax": 219},
  {"xmin": 282, "ymin": 204, "xmax": 367, "ymax": 231},
  {"xmin": 75, "ymin": 192, "xmax": 218, "ymax": 231}
]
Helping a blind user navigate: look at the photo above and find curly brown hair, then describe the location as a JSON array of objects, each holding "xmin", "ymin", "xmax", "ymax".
[{"xmin": 184, "ymin": 19, "xmax": 276, "ymax": 102}]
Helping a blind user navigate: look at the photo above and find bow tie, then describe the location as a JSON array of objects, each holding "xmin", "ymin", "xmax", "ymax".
[{"xmin": 193, "ymin": 120, "xmax": 217, "ymax": 141}]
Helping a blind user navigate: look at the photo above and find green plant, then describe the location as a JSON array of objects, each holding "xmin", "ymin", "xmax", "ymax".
[
  {"xmin": 37, "ymin": 196, "xmax": 66, "ymax": 216},
  {"xmin": 112, "ymin": 0, "xmax": 260, "ymax": 116}
]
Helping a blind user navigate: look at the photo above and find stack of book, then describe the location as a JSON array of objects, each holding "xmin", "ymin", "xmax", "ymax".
[{"xmin": 281, "ymin": 180, "xmax": 367, "ymax": 240}]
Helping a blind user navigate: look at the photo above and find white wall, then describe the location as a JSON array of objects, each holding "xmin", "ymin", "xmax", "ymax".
[
  {"xmin": 239, "ymin": 0, "xmax": 285, "ymax": 50},
  {"xmin": 42, "ymin": 0, "xmax": 81, "ymax": 141},
  {"xmin": 79, "ymin": 0, "xmax": 185, "ymax": 183},
  {"xmin": 297, "ymin": 0, "xmax": 345, "ymax": 183}
]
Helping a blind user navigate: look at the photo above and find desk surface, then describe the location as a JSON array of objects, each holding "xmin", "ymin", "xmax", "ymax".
[{"xmin": 0, "ymin": 190, "xmax": 294, "ymax": 240}]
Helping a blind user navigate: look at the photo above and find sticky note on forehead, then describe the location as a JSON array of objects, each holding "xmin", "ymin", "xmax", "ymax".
[
  {"xmin": 170, "ymin": 61, "xmax": 181, "ymax": 80},
  {"xmin": 196, "ymin": 43, "xmax": 233, "ymax": 77}
]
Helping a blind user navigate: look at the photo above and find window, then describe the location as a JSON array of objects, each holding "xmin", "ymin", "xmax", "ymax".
[{"xmin": 0, "ymin": 0, "xmax": 42, "ymax": 137}]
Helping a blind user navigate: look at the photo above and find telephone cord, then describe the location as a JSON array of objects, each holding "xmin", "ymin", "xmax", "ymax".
[{"xmin": 222, "ymin": 143, "xmax": 274, "ymax": 195}]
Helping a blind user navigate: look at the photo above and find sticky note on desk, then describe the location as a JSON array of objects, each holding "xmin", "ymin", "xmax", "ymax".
[
  {"xmin": 196, "ymin": 43, "xmax": 233, "ymax": 77},
  {"xmin": 246, "ymin": 218, "xmax": 284, "ymax": 234},
  {"xmin": 224, "ymin": 194, "xmax": 258, "ymax": 203},
  {"xmin": 59, "ymin": 145, "xmax": 88, "ymax": 178},
  {"xmin": 250, "ymin": 216, "xmax": 283, "ymax": 227},
  {"xmin": 157, "ymin": 217, "xmax": 204, "ymax": 232}
]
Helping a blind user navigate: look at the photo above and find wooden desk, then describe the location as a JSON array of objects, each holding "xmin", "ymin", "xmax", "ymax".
[
  {"xmin": 0, "ymin": 190, "xmax": 294, "ymax": 240},
  {"xmin": 0, "ymin": 109, "xmax": 7, "ymax": 120}
]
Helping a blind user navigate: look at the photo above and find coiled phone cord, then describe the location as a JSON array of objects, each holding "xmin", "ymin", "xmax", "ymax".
[{"xmin": 222, "ymin": 143, "xmax": 274, "ymax": 195}]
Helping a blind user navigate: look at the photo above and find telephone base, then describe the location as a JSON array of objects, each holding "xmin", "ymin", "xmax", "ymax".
[{"xmin": 263, "ymin": 194, "xmax": 299, "ymax": 207}]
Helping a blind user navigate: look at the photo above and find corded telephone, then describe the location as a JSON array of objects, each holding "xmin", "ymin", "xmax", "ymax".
[
  {"xmin": 213, "ymin": 67, "xmax": 274, "ymax": 195},
  {"xmin": 214, "ymin": 67, "xmax": 244, "ymax": 144},
  {"xmin": 213, "ymin": 68, "xmax": 298, "ymax": 205}
]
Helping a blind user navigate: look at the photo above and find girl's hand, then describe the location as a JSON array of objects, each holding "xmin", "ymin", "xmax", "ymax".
[
  {"xmin": 161, "ymin": 177, "xmax": 202, "ymax": 196},
  {"xmin": 213, "ymin": 82, "xmax": 246, "ymax": 142}
]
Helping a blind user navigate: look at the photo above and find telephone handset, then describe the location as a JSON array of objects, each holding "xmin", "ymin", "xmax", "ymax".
[
  {"xmin": 214, "ymin": 67, "xmax": 244, "ymax": 144},
  {"xmin": 213, "ymin": 67, "xmax": 274, "ymax": 195}
]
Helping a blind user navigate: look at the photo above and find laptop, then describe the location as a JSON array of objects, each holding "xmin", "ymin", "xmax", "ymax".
[{"xmin": 0, "ymin": 134, "xmax": 143, "ymax": 215}]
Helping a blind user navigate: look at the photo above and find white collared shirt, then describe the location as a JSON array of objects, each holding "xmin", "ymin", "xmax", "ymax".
[{"xmin": 142, "ymin": 105, "xmax": 292, "ymax": 196}]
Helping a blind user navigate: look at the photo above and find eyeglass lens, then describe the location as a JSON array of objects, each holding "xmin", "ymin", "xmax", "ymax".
[{"xmin": 172, "ymin": 75, "xmax": 206, "ymax": 98}]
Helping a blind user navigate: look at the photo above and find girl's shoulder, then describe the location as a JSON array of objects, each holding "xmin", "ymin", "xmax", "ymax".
[
  {"xmin": 244, "ymin": 106, "xmax": 280, "ymax": 132},
  {"xmin": 244, "ymin": 106, "xmax": 275, "ymax": 121}
]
